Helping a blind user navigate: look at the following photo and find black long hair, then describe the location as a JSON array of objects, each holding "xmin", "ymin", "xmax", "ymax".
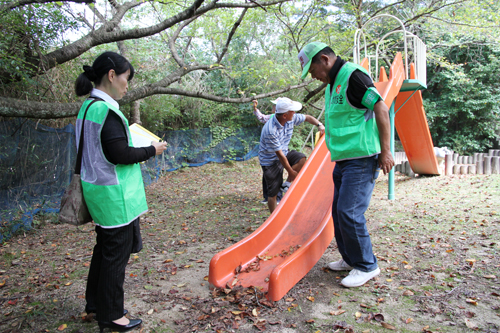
[{"xmin": 75, "ymin": 51, "xmax": 135, "ymax": 96}]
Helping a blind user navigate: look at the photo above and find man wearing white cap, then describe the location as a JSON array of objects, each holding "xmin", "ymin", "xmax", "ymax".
[
  {"xmin": 252, "ymin": 98, "xmax": 284, "ymax": 205},
  {"xmin": 298, "ymin": 42, "xmax": 394, "ymax": 288},
  {"xmin": 258, "ymin": 97, "xmax": 325, "ymax": 213}
]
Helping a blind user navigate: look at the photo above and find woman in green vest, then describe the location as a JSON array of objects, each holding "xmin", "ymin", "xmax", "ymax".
[{"xmin": 75, "ymin": 52, "xmax": 167, "ymax": 332}]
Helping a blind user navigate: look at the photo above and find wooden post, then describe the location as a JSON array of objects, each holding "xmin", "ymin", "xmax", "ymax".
[
  {"xmin": 484, "ymin": 156, "xmax": 492, "ymax": 175},
  {"xmin": 468, "ymin": 156, "xmax": 474, "ymax": 164},
  {"xmin": 468, "ymin": 165, "xmax": 476, "ymax": 174},
  {"xmin": 492, "ymin": 156, "xmax": 500, "ymax": 174},
  {"xmin": 405, "ymin": 161, "xmax": 415, "ymax": 177},
  {"xmin": 453, "ymin": 153, "xmax": 459, "ymax": 164},
  {"xmin": 476, "ymin": 159, "xmax": 483, "ymax": 175},
  {"xmin": 460, "ymin": 165, "xmax": 468, "ymax": 174},
  {"xmin": 445, "ymin": 154, "xmax": 453, "ymax": 176},
  {"xmin": 473, "ymin": 153, "xmax": 479, "ymax": 164},
  {"xmin": 489, "ymin": 149, "xmax": 495, "ymax": 156},
  {"xmin": 453, "ymin": 164, "xmax": 460, "ymax": 174}
]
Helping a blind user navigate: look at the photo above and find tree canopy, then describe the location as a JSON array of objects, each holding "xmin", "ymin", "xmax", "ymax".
[{"xmin": 1, "ymin": 0, "xmax": 499, "ymax": 152}]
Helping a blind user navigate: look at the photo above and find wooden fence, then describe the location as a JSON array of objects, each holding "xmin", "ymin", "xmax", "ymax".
[{"xmin": 393, "ymin": 149, "xmax": 500, "ymax": 176}]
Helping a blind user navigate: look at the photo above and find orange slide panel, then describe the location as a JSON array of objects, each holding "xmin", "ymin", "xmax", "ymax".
[
  {"xmin": 373, "ymin": 52, "xmax": 405, "ymax": 109},
  {"xmin": 209, "ymin": 135, "xmax": 335, "ymax": 301},
  {"xmin": 208, "ymin": 54, "xmax": 405, "ymax": 301},
  {"xmin": 394, "ymin": 64, "xmax": 439, "ymax": 175}
]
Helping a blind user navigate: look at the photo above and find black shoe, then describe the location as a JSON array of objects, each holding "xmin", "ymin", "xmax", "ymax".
[
  {"xmin": 98, "ymin": 318, "xmax": 142, "ymax": 332},
  {"xmin": 85, "ymin": 309, "xmax": 128, "ymax": 318}
]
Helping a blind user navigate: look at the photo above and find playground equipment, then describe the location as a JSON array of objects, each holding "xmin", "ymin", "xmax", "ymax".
[
  {"xmin": 354, "ymin": 14, "xmax": 439, "ymax": 200},
  {"xmin": 209, "ymin": 15, "xmax": 438, "ymax": 301}
]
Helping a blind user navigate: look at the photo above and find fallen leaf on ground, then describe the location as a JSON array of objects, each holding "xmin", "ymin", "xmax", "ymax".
[
  {"xmin": 57, "ymin": 324, "xmax": 67, "ymax": 331},
  {"xmin": 465, "ymin": 311, "xmax": 475, "ymax": 318},
  {"xmin": 330, "ymin": 310, "xmax": 346, "ymax": 315},
  {"xmin": 466, "ymin": 299, "xmax": 478, "ymax": 306},
  {"xmin": 465, "ymin": 318, "xmax": 477, "ymax": 329},
  {"xmin": 381, "ymin": 322, "xmax": 396, "ymax": 330}
]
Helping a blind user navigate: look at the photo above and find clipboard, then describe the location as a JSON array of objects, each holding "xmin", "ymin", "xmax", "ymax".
[{"xmin": 129, "ymin": 123, "xmax": 161, "ymax": 148}]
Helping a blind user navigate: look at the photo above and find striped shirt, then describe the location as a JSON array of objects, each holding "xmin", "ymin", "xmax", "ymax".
[
  {"xmin": 253, "ymin": 109, "xmax": 272, "ymax": 124},
  {"xmin": 258, "ymin": 113, "xmax": 306, "ymax": 166}
]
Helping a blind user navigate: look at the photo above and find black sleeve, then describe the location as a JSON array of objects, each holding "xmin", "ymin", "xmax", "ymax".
[
  {"xmin": 346, "ymin": 70, "xmax": 380, "ymax": 109},
  {"xmin": 101, "ymin": 111, "xmax": 156, "ymax": 165}
]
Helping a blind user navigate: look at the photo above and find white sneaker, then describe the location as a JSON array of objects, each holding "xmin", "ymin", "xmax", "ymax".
[
  {"xmin": 341, "ymin": 267, "xmax": 380, "ymax": 287},
  {"xmin": 327, "ymin": 259, "xmax": 353, "ymax": 271}
]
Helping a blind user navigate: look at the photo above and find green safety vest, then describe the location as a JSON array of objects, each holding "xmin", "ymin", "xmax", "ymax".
[
  {"xmin": 325, "ymin": 62, "xmax": 383, "ymax": 161},
  {"xmin": 76, "ymin": 99, "xmax": 148, "ymax": 228}
]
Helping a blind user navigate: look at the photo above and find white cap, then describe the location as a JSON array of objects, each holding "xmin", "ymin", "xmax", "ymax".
[
  {"xmin": 275, "ymin": 97, "xmax": 302, "ymax": 114},
  {"xmin": 270, "ymin": 97, "xmax": 284, "ymax": 104}
]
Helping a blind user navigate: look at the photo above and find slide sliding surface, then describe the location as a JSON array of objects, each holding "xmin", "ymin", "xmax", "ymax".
[
  {"xmin": 209, "ymin": 135, "xmax": 335, "ymax": 301},
  {"xmin": 394, "ymin": 64, "xmax": 439, "ymax": 175}
]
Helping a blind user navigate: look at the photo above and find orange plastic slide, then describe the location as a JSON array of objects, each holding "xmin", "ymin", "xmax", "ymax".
[
  {"xmin": 209, "ymin": 134, "xmax": 335, "ymax": 301},
  {"xmin": 394, "ymin": 64, "xmax": 439, "ymax": 175},
  {"xmin": 208, "ymin": 53, "xmax": 405, "ymax": 301},
  {"xmin": 374, "ymin": 52, "xmax": 406, "ymax": 110}
]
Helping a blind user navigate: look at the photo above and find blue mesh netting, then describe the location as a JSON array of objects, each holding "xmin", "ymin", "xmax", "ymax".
[{"xmin": 0, "ymin": 119, "xmax": 261, "ymax": 242}]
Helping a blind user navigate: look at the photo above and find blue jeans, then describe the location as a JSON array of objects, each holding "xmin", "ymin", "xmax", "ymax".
[{"xmin": 332, "ymin": 156, "xmax": 379, "ymax": 272}]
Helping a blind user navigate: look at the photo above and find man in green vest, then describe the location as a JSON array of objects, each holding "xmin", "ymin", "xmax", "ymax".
[{"xmin": 298, "ymin": 42, "xmax": 394, "ymax": 287}]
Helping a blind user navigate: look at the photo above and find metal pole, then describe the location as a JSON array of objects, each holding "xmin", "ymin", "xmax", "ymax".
[{"xmin": 388, "ymin": 101, "xmax": 395, "ymax": 200}]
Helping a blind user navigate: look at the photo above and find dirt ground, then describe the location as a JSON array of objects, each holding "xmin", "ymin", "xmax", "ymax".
[{"xmin": 0, "ymin": 158, "xmax": 499, "ymax": 333}]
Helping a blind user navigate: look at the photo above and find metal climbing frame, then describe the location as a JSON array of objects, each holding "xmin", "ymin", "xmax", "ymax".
[
  {"xmin": 301, "ymin": 15, "xmax": 427, "ymax": 152},
  {"xmin": 353, "ymin": 14, "xmax": 427, "ymax": 86}
]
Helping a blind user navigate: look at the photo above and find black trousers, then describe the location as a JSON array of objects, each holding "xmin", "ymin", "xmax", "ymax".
[
  {"xmin": 85, "ymin": 220, "xmax": 134, "ymax": 322},
  {"xmin": 262, "ymin": 175, "xmax": 268, "ymax": 200}
]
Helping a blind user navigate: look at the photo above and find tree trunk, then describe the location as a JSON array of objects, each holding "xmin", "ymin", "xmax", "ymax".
[{"xmin": 130, "ymin": 100, "xmax": 141, "ymax": 125}]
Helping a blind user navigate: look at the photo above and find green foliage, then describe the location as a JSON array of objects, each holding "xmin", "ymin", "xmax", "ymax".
[
  {"xmin": 423, "ymin": 40, "xmax": 500, "ymax": 154},
  {"xmin": 1, "ymin": 0, "xmax": 500, "ymax": 157},
  {"xmin": 0, "ymin": 5, "xmax": 81, "ymax": 85},
  {"xmin": 209, "ymin": 126, "xmax": 236, "ymax": 149}
]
